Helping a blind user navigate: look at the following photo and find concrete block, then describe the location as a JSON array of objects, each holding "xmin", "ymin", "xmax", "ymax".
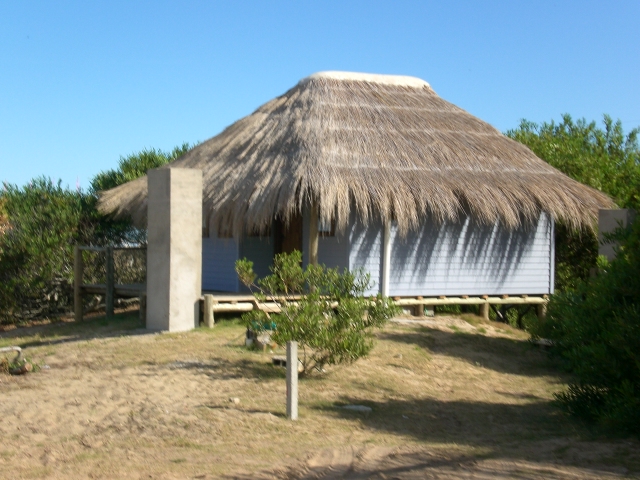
[
  {"xmin": 598, "ymin": 209, "xmax": 636, "ymax": 261},
  {"xmin": 147, "ymin": 168, "xmax": 203, "ymax": 332}
]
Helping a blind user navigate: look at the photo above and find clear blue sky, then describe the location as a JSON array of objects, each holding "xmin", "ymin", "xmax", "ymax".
[{"xmin": 1, "ymin": 1, "xmax": 639, "ymax": 189}]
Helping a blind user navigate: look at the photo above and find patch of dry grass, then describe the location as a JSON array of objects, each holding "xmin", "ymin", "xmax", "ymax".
[{"xmin": 1, "ymin": 312, "xmax": 639, "ymax": 479}]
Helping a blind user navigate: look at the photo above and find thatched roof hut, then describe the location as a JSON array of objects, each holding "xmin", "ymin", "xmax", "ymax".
[{"xmin": 99, "ymin": 71, "xmax": 613, "ymax": 234}]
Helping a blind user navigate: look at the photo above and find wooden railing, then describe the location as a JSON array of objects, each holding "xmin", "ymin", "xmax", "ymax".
[
  {"xmin": 199, "ymin": 293, "xmax": 548, "ymax": 326},
  {"xmin": 73, "ymin": 246, "xmax": 146, "ymax": 321}
]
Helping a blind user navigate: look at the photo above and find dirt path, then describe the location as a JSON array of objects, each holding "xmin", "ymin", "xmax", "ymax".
[{"xmin": 1, "ymin": 314, "xmax": 638, "ymax": 478}]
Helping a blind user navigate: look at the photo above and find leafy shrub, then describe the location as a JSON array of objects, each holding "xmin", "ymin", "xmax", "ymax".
[
  {"xmin": 532, "ymin": 220, "xmax": 640, "ymax": 434},
  {"xmin": 506, "ymin": 115, "xmax": 640, "ymax": 291},
  {"xmin": 90, "ymin": 144, "xmax": 191, "ymax": 192},
  {"xmin": 0, "ymin": 178, "xmax": 95, "ymax": 322},
  {"xmin": 236, "ymin": 250, "xmax": 398, "ymax": 376},
  {"xmin": 0, "ymin": 144, "xmax": 192, "ymax": 324}
]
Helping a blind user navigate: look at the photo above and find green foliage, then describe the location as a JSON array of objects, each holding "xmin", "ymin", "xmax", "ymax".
[
  {"xmin": 0, "ymin": 178, "xmax": 93, "ymax": 322},
  {"xmin": 506, "ymin": 114, "xmax": 640, "ymax": 291},
  {"xmin": 0, "ymin": 144, "xmax": 192, "ymax": 324},
  {"xmin": 91, "ymin": 144, "xmax": 191, "ymax": 193},
  {"xmin": 506, "ymin": 114, "xmax": 640, "ymax": 209},
  {"xmin": 531, "ymin": 220, "xmax": 640, "ymax": 434},
  {"xmin": 236, "ymin": 251, "xmax": 399, "ymax": 377},
  {"xmin": 91, "ymin": 143, "xmax": 193, "ymax": 246}
]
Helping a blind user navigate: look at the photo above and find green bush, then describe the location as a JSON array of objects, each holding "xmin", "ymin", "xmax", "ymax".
[
  {"xmin": 506, "ymin": 115, "xmax": 640, "ymax": 292},
  {"xmin": 236, "ymin": 250, "xmax": 399, "ymax": 377},
  {"xmin": 0, "ymin": 179, "xmax": 139, "ymax": 323},
  {"xmin": 0, "ymin": 179, "xmax": 95, "ymax": 322},
  {"xmin": 532, "ymin": 220, "xmax": 640, "ymax": 434},
  {"xmin": 0, "ymin": 144, "xmax": 193, "ymax": 324}
]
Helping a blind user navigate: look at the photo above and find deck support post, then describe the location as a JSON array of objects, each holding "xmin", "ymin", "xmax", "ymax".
[
  {"xmin": 105, "ymin": 246, "xmax": 115, "ymax": 318},
  {"xmin": 536, "ymin": 303, "xmax": 547, "ymax": 322},
  {"xmin": 74, "ymin": 246, "xmax": 84, "ymax": 322},
  {"xmin": 204, "ymin": 294, "xmax": 215, "ymax": 328},
  {"xmin": 309, "ymin": 202, "xmax": 319, "ymax": 266},
  {"xmin": 381, "ymin": 221, "xmax": 391, "ymax": 297},
  {"xmin": 286, "ymin": 341, "xmax": 298, "ymax": 420},
  {"xmin": 413, "ymin": 297, "xmax": 424, "ymax": 317},
  {"xmin": 479, "ymin": 302, "xmax": 489, "ymax": 320}
]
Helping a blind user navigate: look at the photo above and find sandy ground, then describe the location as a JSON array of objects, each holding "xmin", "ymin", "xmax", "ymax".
[{"xmin": 1, "ymin": 313, "xmax": 639, "ymax": 479}]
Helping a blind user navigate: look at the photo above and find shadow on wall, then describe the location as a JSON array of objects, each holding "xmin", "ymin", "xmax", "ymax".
[{"xmin": 350, "ymin": 213, "xmax": 550, "ymax": 295}]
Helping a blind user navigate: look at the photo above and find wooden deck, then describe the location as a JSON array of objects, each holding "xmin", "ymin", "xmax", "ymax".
[
  {"xmin": 198, "ymin": 292, "xmax": 548, "ymax": 323},
  {"xmin": 76, "ymin": 281, "xmax": 548, "ymax": 321}
]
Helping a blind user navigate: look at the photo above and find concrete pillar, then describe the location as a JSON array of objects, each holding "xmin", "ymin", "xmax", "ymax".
[
  {"xmin": 146, "ymin": 168, "xmax": 203, "ymax": 332},
  {"xmin": 598, "ymin": 209, "xmax": 636, "ymax": 261}
]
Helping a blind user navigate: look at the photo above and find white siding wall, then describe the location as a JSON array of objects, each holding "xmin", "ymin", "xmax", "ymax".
[
  {"xmin": 203, "ymin": 211, "xmax": 554, "ymax": 296},
  {"xmin": 348, "ymin": 213, "xmax": 553, "ymax": 296},
  {"xmin": 238, "ymin": 234, "xmax": 274, "ymax": 292},
  {"xmin": 348, "ymin": 217, "xmax": 384, "ymax": 296},
  {"xmin": 201, "ymin": 227, "xmax": 240, "ymax": 292},
  {"xmin": 388, "ymin": 213, "xmax": 554, "ymax": 296}
]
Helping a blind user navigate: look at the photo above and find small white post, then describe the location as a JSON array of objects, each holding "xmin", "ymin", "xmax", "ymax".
[{"xmin": 286, "ymin": 341, "xmax": 298, "ymax": 420}]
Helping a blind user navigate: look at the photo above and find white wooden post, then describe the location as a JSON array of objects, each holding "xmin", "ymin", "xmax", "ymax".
[
  {"xmin": 381, "ymin": 221, "xmax": 391, "ymax": 297},
  {"xmin": 286, "ymin": 341, "xmax": 298, "ymax": 420}
]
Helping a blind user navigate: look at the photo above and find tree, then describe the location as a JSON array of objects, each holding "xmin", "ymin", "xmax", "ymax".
[
  {"xmin": 236, "ymin": 251, "xmax": 399, "ymax": 377},
  {"xmin": 0, "ymin": 143, "xmax": 193, "ymax": 324},
  {"xmin": 90, "ymin": 144, "xmax": 193, "ymax": 246},
  {"xmin": 532, "ymin": 220, "xmax": 640, "ymax": 434},
  {"xmin": 506, "ymin": 115, "xmax": 640, "ymax": 290},
  {"xmin": 90, "ymin": 143, "xmax": 191, "ymax": 193},
  {"xmin": 0, "ymin": 178, "xmax": 95, "ymax": 322}
]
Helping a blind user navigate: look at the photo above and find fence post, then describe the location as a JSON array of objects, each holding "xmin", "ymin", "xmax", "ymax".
[
  {"xmin": 74, "ymin": 246, "xmax": 84, "ymax": 322},
  {"xmin": 139, "ymin": 293, "xmax": 147, "ymax": 324},
  {"xmin": 106, "ymin": 246, "xmax": 114, "ymax": 318},
  {"xmin": 203, "ymin": 294, "xmax": 215, "ymax": 328},
  {"xmin": 286, "ymin": 341, "xmax": 298, "ymax": 420}
]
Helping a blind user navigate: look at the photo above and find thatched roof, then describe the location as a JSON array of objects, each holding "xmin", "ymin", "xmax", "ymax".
[{"xmin": 99, "ymin": 71, "xmax": 614, "ymax": 235}]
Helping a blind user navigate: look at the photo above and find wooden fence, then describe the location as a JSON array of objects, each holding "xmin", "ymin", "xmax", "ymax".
[{"xmin": 73, "ymin": 245, "xmax": 146, "ymax": 321}]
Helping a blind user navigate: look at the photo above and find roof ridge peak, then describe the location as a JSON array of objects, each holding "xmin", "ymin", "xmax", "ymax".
[{"xmin": 301, "ymin": 71, "xmax": 432, "ymax": 89}]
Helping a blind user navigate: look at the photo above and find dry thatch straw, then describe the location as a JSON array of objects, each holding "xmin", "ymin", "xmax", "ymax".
[{"xmin": 98, "ymin": 71, "xmax": 614, "ymax": 236}]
